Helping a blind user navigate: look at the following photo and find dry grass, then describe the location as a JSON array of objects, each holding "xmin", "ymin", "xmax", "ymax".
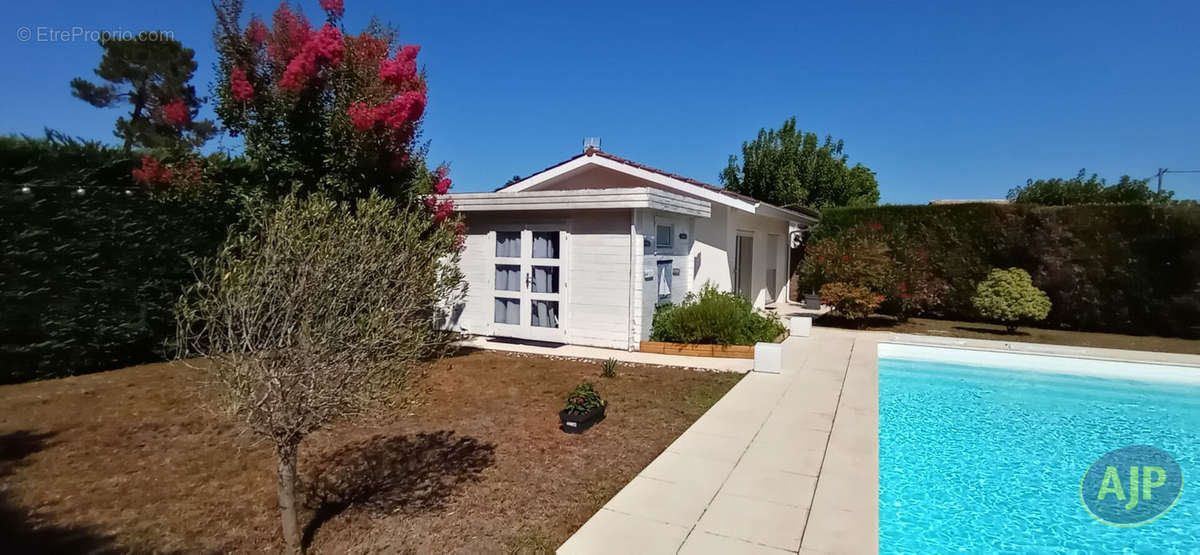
[
  {"xmin": 0, "ymin": 349, "xmax": 741, "ymax": 553},
  {"xmin": 818, "ymin": 315, "xmax": 1200, "ymax": 355}
]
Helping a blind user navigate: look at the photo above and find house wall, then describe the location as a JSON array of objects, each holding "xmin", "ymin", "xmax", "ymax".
[
  {"xmin": 633, "ymin": 208, "xmax": 695, "ymax": 341},
  {"xmin": 453, "ymin": 209, "xmax": 634, "ymax": 350},
  {"xmin": 691, "ymin": 205, "xmax": 790, "ymax": 308}
]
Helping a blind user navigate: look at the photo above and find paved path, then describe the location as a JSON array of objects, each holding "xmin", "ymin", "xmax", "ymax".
[{"xmin": 558, "ymin": 328, "xmax": 880, "ymax": 554}]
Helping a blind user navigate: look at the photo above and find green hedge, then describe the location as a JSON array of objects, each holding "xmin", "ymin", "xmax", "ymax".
[
  {"xmin": 813, "ymin": 204, "xmax": 1200, "ymax": 337},
  {"xmin": 0, "ymin": 135, "xmax": 244, "ymax": 383}
]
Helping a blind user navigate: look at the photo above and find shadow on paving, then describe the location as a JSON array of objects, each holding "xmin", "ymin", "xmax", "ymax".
[
  {"xmin": 302, "ymin": 430, "xmax": 496, "ymax": 548},
  {"xmin": 0, "ymin": 430, "xmax": 120, "ymax": 554}
]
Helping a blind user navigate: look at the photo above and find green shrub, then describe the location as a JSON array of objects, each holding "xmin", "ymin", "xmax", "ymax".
[
  {"xmin": 972, "ymin": 268, "xmax": 1052, "ymax": 332},
  {"xmin": 563, "ymin": 383, "xmax": 606, "ymax": 415},
  {"xmin": 813, "ymin": 203, "xmax": 1200, "ymax": 337},
  {"xmin": 600, "ymin": 358, "xmax": 618, "ymax": 378},
  {"xmin": 798, "ymin": 223, "xmax": 946, "ymax": 321},
  {"xmin": 650, "ymin": 285, "xmax": 786, "ymax": 346},
  {"xmin": 820, "ymin": 282, "xmax": 884, "ymax": 320}
]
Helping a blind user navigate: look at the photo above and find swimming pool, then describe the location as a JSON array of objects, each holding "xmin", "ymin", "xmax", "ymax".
[{"xmin": 879, "ymin": 352, "xmax": 1200, "ymax": 553}]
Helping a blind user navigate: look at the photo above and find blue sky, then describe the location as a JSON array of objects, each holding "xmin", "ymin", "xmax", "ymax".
[{"xmin": 6, "ymin": 0, "xmax": 1199, "ymax": 203}]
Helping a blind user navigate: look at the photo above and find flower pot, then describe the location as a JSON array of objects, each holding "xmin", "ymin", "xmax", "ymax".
[
  {"xmin": 804, "ymin": 293, "xmax": 822, "ymax": 310},
  {"xmin": 560, "ymin": 404, "xmax": 606, "ymax": 434}
]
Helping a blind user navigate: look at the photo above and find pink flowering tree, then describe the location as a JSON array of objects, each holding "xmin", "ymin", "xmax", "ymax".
[{"xmin": 213, "ymin": 0, "xmax": 449, "ymax": 214}]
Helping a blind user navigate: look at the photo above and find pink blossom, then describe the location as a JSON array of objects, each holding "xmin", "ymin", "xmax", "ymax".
[
  {"xmin": 162, "ymin": 98, "xmax": 189, "ymax": 126},
  {"xmin": 319, "ymin": 0, "xmax": 344, "ymax": 18},
  {"xmin": 132, "ymin": 155, "xmax": 173, "ymax": 186},
  {"xmin": 246, "ymin": 17, "xmax": 269, "ymax": 44},
  {"xmin": 230, "ymin": 67, "xmax": 255, "ymax": 101},
  {"xmin": 433, "ymin": 199, "xmax": 455, "ymax": 224},
  {"xmin": 432, "ymin": 164, "xmax": 452, "ymax": 194},
  {"xmin": 379, "ymin": 45, "xmax": 420, "ymax": 88},
  {"xmin": 346, "ymin": 102, "xmax": 376, "ymax": 131},
  {"xmin": 267, "ymin": 2, "xmax": 313, "ymax": 63},
  {"xmin": 279, "ymin": 24, "xmax": 344, "ymax": 91}
]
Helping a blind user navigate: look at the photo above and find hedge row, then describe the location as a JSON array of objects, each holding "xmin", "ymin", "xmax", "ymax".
[
  {"xmin": 811, "ymin": 203, "xmax": 1200, "ymax": 337},
  {"xmin": 0, "ymin": 136, "xmax": 244, "ymax": 383}
]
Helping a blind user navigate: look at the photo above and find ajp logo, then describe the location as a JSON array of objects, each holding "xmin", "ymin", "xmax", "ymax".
[{"xmin": 1080, "ymin": 445, "xmax": 1183, "ymax": 527}]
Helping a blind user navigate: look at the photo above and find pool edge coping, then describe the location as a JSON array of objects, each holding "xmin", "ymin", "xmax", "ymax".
[{"xmin": 878, "ymin": 336, "xmax": 1200, "ymax": 385}]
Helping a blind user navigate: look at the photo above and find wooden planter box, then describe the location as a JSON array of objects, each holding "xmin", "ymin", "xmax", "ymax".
[
  {"xmin": 638, "ymin": 331, "xmax": 787, "ymax": 359},
  {"xmin": 560, "ymin": 404, "xmax": 606, "ymax": 434}
]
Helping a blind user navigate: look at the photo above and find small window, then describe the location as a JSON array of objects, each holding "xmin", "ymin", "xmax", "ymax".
[
  {"xmin": 495, "ymin": 231, "xmax": 521, "ymax": 258},
  {"xmin": 656, "ymin": 224, "xmax": 674, "ymax": 250}
]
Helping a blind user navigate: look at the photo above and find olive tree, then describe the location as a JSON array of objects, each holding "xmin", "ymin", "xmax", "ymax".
[
  {"xmin": 971, "ymin": 268, "xmax": 1051, "ymax": 332},
  {"xmin": 176, "ymin": 192, "xmax": 463, "ymax": 552}
]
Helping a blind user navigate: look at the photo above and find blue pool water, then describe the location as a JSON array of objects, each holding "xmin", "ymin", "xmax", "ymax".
[{"xmin": 880, "ymin": 358, "xmax": 1200, "ymax": 553}]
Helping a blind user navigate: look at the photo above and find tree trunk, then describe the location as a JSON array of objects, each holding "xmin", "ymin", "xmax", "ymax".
[{"xmin": 276, "ymin": 441, "xmax": 302, "ymax": 554}]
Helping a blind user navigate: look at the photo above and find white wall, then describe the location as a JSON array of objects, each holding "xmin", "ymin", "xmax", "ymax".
[
  {"xmin": 691, "ymin": 205, "xmax": 790, "ymax": 308},
  {"xmin": 453, "ymin": 210, "xmax": 634, "ymax": 350}
]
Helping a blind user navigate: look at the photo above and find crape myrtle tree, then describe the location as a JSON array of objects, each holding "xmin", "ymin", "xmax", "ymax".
[
  {"xmin": 71, "ymin": 33, "xmax": 217, "ymax": 152},
  {"xmin": 182, "ymin": 0, "xmax": 464, "ymax": 552},
  {"xmin": 212, "ymin": 0, "xmax": 450, "ymax": 204}
]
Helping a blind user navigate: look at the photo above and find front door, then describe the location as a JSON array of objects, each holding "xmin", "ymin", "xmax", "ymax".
[{"xmin": 491, "ymin": 225, "xmax": 567, "ymax": 343}]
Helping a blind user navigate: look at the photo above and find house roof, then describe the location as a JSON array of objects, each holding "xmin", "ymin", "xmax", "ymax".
[{"xmin": 494, "ymin": 147, "xmax": 820, "ymax": 221}]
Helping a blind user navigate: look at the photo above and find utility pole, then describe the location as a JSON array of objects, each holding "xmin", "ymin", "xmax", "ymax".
[{"xmin": 1157, "ymin": 168, "xmax": 1167, "ymax": 194}]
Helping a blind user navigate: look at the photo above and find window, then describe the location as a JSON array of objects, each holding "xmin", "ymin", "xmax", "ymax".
[
  {"xmin": 495, "ymin": 264, "xmax": 520, "ymax": 291},
  {"xmin": 532, "ymin": 231, "xmax": 559, "ymax": 258},
  {"xmin": 494, "ymin": 297, "xmax": 520, "ymax": 324},
  {"xmin": 495, "ymin": 231, "xmax": 520, "ymax": 257},
  {"xmin": 530, "ymin": 300, "xmax": 559, "ymax": 328},
  {"xmin": 656, "ymin": 224, "xmax": 674, "ymax": 250},
  {"xmin": 530, "ymin": 266, "xmax": 559, "ymax": 293}
]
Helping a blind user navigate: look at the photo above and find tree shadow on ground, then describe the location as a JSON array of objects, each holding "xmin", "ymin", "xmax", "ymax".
[
  {"xmin": 0, "ymin": 430, "xmax": 120, "ymax": 554},
  {"xmin": 302, "ymin": 431, "xmax": 496, "ymax": 548},
  {"xmin": 953, "ymin": 326, "xmax": 1031, "ymax": 337}
]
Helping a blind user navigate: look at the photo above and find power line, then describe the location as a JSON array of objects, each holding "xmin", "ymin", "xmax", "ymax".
[{"xmin": 1154, "ymin": 168, "xmax": 1200, "ymax": 194}]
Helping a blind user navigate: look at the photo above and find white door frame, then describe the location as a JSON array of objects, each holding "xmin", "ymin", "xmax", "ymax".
[{"xmin": 489, "ymin": 222, "xmax": 569, "ymax": 343}]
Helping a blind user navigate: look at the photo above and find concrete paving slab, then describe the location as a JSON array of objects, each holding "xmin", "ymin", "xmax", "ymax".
[
  {"xmin": 694, "ymin": 492, "xmax": 808, "ymax": 551},
  {"xmin": 721, "ymin": 463, "xmax": 818, "ymax": 509},
  {"xmin": 679, "ymin": 531, "xmax": 794, "ymax": 554},
  {"xmin": 603, "ymin": 475, "xmax": 715, "ymax": 528},
  {"xmin": 557, "ymin": 508, "xmax": 689, "ymax": 555}
]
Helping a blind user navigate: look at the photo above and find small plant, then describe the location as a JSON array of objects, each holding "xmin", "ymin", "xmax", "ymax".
[
  {"xmin": 820, "ymin": 282, "xmax": 884, "ymax": 321},
  {"xmin": 563, "ymin": 382, "xmax": 606, "ymax": 415},
  {"xmin": 600, "ymin": 358, "xmax": 618, "ymax": 378},
  {"xmin": 972, "ymin": 268, "xmax": 1052, "ymax": 332}
]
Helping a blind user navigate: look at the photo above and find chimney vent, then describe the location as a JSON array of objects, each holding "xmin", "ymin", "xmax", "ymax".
[{"xmin": 582, "ymin": 137, "xmax": 602, "ymax": 152}]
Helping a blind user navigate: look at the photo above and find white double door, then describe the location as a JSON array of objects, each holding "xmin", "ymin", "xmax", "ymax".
[{"xmin": 491, "ymin": 225, "xmax": 567, "ymax": 343}]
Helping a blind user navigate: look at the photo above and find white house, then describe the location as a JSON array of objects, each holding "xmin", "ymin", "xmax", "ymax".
[{"xmin": 443, "ymin": 147, "xmax": 819, "ymax": 351}]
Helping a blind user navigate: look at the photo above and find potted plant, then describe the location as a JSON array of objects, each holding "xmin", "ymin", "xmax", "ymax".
[
  {"xmin": 804, "ymin": 290, "xmax": 822, "ymax": 309},
  {"xmin": 560, "ymin": 382, "xmax": 607, "ymax": 434}
]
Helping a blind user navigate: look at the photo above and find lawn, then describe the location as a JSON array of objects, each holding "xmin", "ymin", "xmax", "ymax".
[
  {"xmin": 817, "ymin": 315, "xmax": 1200, "ymax": 355},
  {"xmin": 0, "ymin": 348, "xmax": 741, "ymax": 553}
]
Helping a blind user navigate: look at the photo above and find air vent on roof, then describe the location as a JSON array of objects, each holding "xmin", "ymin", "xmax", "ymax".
[{"xmin": 582, "ymin": 137, "xmax": 602, "ymax": 152}]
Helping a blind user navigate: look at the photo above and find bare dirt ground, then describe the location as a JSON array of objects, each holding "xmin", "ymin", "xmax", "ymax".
[{"xmin": 0, "ymin": 348, "xmax": 741, "ymax": 554}]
